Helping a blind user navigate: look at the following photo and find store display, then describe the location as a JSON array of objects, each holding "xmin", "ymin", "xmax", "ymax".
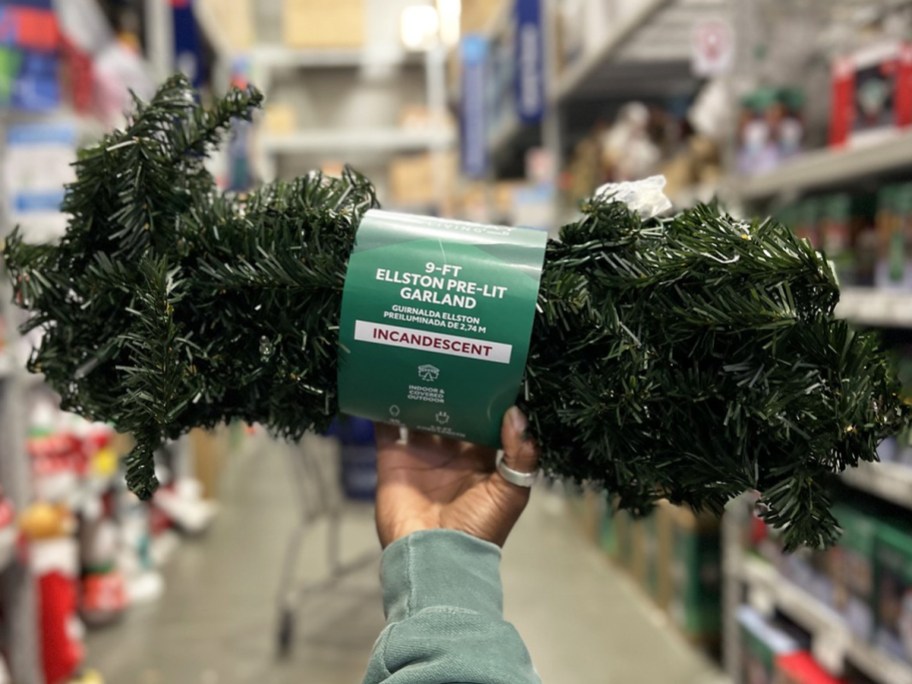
[{"xmin": 4, "ymin": 75, "xmax": 909, "ymax": 548}]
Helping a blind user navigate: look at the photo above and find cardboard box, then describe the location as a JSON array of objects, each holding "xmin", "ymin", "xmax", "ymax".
[
  {"xmin": 461, "ymin": 0, "xmax": 504, "ymax": 34},
  {"xmin": 198, "ymin": 0, "xmax": 254, "ymax": 51},
  {"xmin": 283, "ymin": 0, "xmax": 364, "ymax": 49},
  {"xmin": 263, "ymin": 104, "xmax": 296, "ymax": 135},
  {"xmin": 388, "ymin": 153, "xmax": 456, "ymax": 209}
]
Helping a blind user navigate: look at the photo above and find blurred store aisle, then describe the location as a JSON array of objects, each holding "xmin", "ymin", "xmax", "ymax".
[{"xmin": 87, "ymin": 437, "xmax": 726, "ymax": 684}]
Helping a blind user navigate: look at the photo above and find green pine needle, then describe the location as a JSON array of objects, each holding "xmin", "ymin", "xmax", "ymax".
[{"xmin": 4, "ymin": 75, "xmax": 907, "ymax": 549}]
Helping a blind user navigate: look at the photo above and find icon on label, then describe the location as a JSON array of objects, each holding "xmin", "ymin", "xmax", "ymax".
[
  {"xmin": 418, "ymin": 364, "xmax": 440, "ymax": 382},
  {"xmin": 435, "ymin": 411, "xmax": 450, "ymax": 425},
  {"xmin": 389, "ymin": 405, "xmax": 401, "ymax": 417}
]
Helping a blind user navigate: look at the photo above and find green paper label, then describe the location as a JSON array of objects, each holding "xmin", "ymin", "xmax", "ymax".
[{"xmin": 338, "ymin": 210, "xmax": 547, "ymax": 446}]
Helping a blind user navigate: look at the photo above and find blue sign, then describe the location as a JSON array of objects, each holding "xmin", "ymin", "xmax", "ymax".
[
  {"xmin": 514, "ymin": 0, "xmax": 543, "ymax": 123},
  {"xmin": 460, "ymin": 35, "xmax": 488, "ymax": 179}
]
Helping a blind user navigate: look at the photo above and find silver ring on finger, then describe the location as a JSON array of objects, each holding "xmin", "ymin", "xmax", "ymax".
[{"xmin": 495, "ymin": 450, "xmax": 539, "ymax": 488}]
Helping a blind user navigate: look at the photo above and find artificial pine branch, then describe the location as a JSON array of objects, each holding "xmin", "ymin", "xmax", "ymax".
[{"xmin": 4, "ymin": 75, "xmax": 907, "ymax": 548}]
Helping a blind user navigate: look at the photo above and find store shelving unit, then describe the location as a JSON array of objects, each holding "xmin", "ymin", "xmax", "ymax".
[
  {"xmin": 730, "ymin": 131, "xmax": 912, "ymax": 203},
  {"xmin": 738, "ymin": 556, "xmax": 912, "ymax": 684},
  {"xmin": 541, "ymin": 0, "xmax": 729, "ymax": 220},
  {"xmin": 252, "ymin": 45, "xmax": 452, "ymax": 191},
  {"xmin": 723, "ymin": 489, "xmax": 912, "ymax": 684},
  {"xmin": 835, "ymin": 287, "xmax": 912, "ymax": 328},
  {"xmin": 251, "ymin": 46, "xmax": 414, "ymax": 70},
  {"xmin": 717, "ymin": 2, "xmax": 912, "ymax": 677},
  {"xmin": 549, "ymin": 0, "xmax": 724, "ymax": 105},
  {"xmin": 260, "ymin": 127, "xmax": 455, "ymax": 157},
  {"xmin": 248, "ymin": 46, "xmax": 426, "ymax": 95},
  {"xmin": 0, "ymin": 148, "xmax": 42, "ymax": 684},
  {"xmin": 841, "ymin": 461, "xmax": 912, "ymax": 510},
  {"xmin": 551, "ymin": 0, "xmax": 671, "ymax": 103}
]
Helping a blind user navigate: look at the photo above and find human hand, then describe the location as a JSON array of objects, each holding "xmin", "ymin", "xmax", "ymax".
[{"xmin": 374, "ymin": 407, "xmax": 539, "ymax": 548}]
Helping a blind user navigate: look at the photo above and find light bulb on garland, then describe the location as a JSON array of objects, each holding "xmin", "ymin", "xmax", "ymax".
[{"xmin": 4, "ymin": 75, "xmax": 907, "ymax": 549}]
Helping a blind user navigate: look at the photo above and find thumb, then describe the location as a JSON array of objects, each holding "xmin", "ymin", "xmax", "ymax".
[{"xmin": 496, "ymin": 406, "xmax": 539, "ymax": 486}]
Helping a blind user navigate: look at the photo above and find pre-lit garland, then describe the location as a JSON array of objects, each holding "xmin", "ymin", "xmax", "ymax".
[{"xmin": 5, "ymin": 75, "xmax": 906, "ymax": 548}]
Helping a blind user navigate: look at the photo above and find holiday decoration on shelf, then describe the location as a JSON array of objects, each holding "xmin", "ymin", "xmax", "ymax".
[{"xmin": 4, "ymin": 75, "xmax": 909, "ymax": 549}]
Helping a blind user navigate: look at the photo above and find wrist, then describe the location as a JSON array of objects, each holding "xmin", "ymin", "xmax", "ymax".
[{"xmin": 380, "ymin": 530, "xmax": 504, "ymax": 622}]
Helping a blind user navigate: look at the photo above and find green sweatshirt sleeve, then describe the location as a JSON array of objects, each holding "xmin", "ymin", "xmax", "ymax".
[{"xmin": 362, "ymin": 529, "xmax": 540, "ymax": 684}]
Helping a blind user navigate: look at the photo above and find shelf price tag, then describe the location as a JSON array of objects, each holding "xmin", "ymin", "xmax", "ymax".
[{"xmin": 338, "ymin": 210, "xmax": 547, "ymax": 446}]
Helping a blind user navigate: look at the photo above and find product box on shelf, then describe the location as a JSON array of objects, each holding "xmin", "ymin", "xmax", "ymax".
[
  {"xmin": 388, "ymin": 153, "xmax": 456, "ymax": 209},
  {"xmin": 792, "ymin": 199, "xmax": 821, "ymax": 249},
  {"xmin": 460, "ymin": 0, "xmax": 503, "ymax": 34},
  {"xmin": 775, "ymin": 652, "xmax": 848, "ymax": 684},
  {"xmin": 829, "ymin": 504, "xmax": 877, "ymax": 640},
  {"xmin": 777, "ymin": 192, "xmax": 878, "ymax": 287},
  {"xmin": 667, "ymin": 504, "xmax": 721, "ymax": 640},
  {"xmin": 872, "ymin": 519, "xmax": 912, "ymax": 665},
  {"xmin": 197, "ymin": 0, "xmax": 253, "ymax": 51},
  {"xmin": 737, "ymin": 87, "xmax": 805, "ymax": 177},
  {"xmin": 830, "ymin": 42, "xmax": 912, "ymax": 147},
  {"xmin": 875, "ymin": 183, "xmax": 912, "ymax": 291},
  {"xmin": 262, "ymin": 103, "xmax": 297, "ymax": 135},
  {"xmin": 820, "ymin": 193, "xmax": 861, "ymax": 280},
  {"xmin": 282, "ymin": 0, "xmax": 364, "ymax": 49}
]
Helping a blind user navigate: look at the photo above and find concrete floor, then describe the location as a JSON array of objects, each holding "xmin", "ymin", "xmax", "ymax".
[{"xmin": 87, "ymin": 436, "xmax": 728, "ymax": 684}]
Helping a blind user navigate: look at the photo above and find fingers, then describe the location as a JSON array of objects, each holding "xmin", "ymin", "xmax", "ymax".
[
  {"xmin": 497, "ymin": 406, "xmax": 539, "ymax": 484},
  {"xmin": 374, "ymin": 423, "xmax": 402, "ymax": 447}
]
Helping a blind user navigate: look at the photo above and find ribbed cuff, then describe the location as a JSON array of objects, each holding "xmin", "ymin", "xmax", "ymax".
[{"xmin": 381, "ymin": 529, "xmax": 504, "ymax": 624}]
